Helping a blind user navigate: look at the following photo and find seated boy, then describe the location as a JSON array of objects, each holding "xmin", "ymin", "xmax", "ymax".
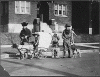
[{"xmin": 32, "ymin": 33, "xmax": 40, "ymax": 57}]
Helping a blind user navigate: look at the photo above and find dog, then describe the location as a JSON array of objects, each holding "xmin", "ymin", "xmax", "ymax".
[
  {"xmin": 52, "ymin": 47, "xmax": 60, "ymax": 58},
  {"xmin": 71, "ymin": 44, "xmax": 81, "ymax": 58},
  {"xmin": 72, "ymin": 48, "xmax": 81, "ymax": 58},
  {"xmin": 12, "ymin": 43, "xmax": 34, "ymax": 60}
]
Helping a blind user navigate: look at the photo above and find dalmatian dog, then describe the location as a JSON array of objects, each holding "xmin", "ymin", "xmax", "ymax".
[
  {"xmin": 72, "ymin": 48, "xmax": 81, "ymax": 58},
  {"xmin": 71, "ymin": 44, "xmax": 81, "ymax": 58}
]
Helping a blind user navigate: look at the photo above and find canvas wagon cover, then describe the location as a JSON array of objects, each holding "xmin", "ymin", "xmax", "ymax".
[{"xmin": 36, "ymin": 32, "xmax": 53, "ymax": 49}]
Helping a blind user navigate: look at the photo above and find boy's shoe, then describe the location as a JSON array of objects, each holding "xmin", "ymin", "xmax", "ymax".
[
  {"xmin": 62, "ymin": 56, "xmax": 66, "ymax": 58},
  {"xmin": 68, "ymin": 56, "xmax": 71, "ymax": 58}
]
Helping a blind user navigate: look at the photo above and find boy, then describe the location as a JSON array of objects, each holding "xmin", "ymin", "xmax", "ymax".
[
  {"xmin": 62, "ymin": 24, "xmax": 73, "ymax": 58},
  {"xmin": 51, "ymin": 31, "xmax": 60, "ymax": 58},
  {"xmin": 19, "ymin": 22, "xmax": 31, "ymax": 45},
  {"xmin": 32, "ymin": 33, "xmax": 40, "ymax": 57}
]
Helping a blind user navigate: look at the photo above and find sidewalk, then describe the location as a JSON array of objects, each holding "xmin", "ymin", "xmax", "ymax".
[
  {"xmin": 0, "ymin": 43, "xmax": 99, "ymax": 59},
  {"xmin": 1, "ymin": 43, "xmax": 99, "ymax": 48}
]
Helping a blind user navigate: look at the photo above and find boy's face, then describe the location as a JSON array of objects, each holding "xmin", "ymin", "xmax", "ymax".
[
  {"xmin": 23, "ymin": 26, "xmax": 27, "ymax": 29},
  {"xmin": 67, "ymin": 26, "xmax": 72, "ymax": 30}
]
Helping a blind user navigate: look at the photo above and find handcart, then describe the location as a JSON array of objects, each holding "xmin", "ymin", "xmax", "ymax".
[{"xmin": 12, "ymin": 43, "xmax": 34, "ymax": 60}]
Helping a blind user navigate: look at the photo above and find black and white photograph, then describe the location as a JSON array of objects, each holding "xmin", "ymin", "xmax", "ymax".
[{"xmin": 0, "ymin": 0, "xmax": 100, "ymax": 76}]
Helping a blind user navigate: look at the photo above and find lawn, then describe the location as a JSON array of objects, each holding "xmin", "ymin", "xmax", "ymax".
[{"xmin": 1, "ymin": 47, "xmax": 18, "ymax": 55}]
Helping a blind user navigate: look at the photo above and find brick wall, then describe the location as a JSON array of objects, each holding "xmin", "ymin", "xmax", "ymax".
[
  {"xmin": 9, "ymin": 1, "xmax": 37, "ymax": 24},
  {"xmin": 49, "ymin": 0, "xmax": 72, "ymax": 25},
  {"xmin": 8, "ymin": 1, "xmax": 37, "ymax": 33}
]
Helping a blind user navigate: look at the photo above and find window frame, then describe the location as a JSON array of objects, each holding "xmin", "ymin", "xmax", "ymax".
[
  {"xmin": 54, "ymin": 4, "xmax": 67, "ymax": 17},
  {"xmin": 15, "ymin": 1, "xmax": 31, "ymax": 14}
]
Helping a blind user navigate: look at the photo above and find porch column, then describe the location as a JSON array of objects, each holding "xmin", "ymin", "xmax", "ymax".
[{"xmin": 89, "ymin": 1, "xmax": 92, "ymax": 34}]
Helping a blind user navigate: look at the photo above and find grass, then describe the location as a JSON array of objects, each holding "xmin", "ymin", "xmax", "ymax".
[{"xmin": 1, "ymin": 47, "xmax": 18, "ymax": 55}]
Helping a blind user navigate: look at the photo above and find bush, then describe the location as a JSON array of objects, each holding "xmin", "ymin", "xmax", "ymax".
[{"xmin": 74, "ymin": 34, "xmax": 100, "ymax": 43}]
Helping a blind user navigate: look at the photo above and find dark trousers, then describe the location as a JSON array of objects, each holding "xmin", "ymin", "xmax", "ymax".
[
  {"xmin": 63, "ymin": 40, "xmax": 72, "ymax": 57},
  {"xmin": 20, "ymin": 37, "xmax": 29, "ymax": 45}
]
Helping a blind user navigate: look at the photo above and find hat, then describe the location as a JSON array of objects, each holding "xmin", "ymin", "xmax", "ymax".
[
  {"xmin": 65, "ymin": 24, "xmax": 71, "ymax": 28},
  {"xmin": 21, "ymin": 22, "xmax": 28, "ymax": 26}
]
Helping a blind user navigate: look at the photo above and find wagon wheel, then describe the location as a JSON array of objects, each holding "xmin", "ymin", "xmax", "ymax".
[{"xmin": 24, "ymin": 52, "xmax": 28, "ymax": 59}]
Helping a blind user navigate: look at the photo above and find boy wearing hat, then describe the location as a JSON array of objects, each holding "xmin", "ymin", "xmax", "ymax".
[
  {"xmin": 32, "ymin": 33, "xmax": 40, "ymax": 57},
  {"xmin": 62, "ymin": 24, "xmax": 73, "ymax": 58},
  {"xmin": 20, "ymin": 22, "xmax": 31, "ymax": 45}
]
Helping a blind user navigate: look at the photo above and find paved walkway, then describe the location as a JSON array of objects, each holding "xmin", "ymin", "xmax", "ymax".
[
  {"xmin": 1, "ymin": 43, "xmax": 99, "ymax": 48},
  {"xmin": 1, "ymin": 43, "xmax": 99, "ymax": 59}
]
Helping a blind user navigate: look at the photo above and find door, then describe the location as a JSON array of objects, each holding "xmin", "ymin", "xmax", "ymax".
[
  {"xmin": 1, "ymin": 1, "xmax": 9, "ymax": 32},
  {"xmin": 37, "ymin": 1, "xmax": 49, "ymax": 24}
]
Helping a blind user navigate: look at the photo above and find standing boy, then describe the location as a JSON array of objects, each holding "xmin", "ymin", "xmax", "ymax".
[{"xmin": 62, "ymin": 24, "xmax": 73, "ymax": 58}]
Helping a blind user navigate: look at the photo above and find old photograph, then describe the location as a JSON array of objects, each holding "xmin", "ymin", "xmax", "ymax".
[{"xmin": 0, "ymin": 0, "xmax": 100, "ymax": 76}]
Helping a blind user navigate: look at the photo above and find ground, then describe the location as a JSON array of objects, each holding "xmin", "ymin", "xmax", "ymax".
[
  {"xmin": 1, "ymin": 52, "xmax": 100, "ymax": 76},
  {"xmin": 0, "ymin": 43, "xmax": 100, "ymax": 76}
]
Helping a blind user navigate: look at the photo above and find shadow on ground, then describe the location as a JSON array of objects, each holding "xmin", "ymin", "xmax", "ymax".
[{"xmin": 1, "ymin": 59, "xmax": 80, "ymax": 76}]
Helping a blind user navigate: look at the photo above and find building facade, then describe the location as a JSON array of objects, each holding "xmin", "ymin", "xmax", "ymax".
[
  {"xmin": 0, "ymin": 0, "xmax": 99, "ymax": 34},
  {"xmin": 0, "ymin": 0, "xmax": 71, "ymax": 33}
]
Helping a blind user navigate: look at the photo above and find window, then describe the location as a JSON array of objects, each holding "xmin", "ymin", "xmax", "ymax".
[
  {"xmin": 54, "ymin": 4, "xmax": 67, "ymax": 17},
  {"xmin": 15, "ymin": 1, "xmax": 30, "ymax": 14},
  {"xmin": 54, "ymin": 4, "xmax": 58, "ymax": 15}
]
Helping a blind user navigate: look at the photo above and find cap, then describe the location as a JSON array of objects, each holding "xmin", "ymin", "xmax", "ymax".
[
  {"xmin": 65, "ymin": 24, "xmax": 71, "ymax": 28},
  {"xmin": 21, "ymin": 22, "xmax": 28, "ymax": 26}
]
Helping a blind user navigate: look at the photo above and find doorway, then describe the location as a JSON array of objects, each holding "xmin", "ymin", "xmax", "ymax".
[
  {"xmin": 72, "ymin": 1, "xmax": 89, "ymax": 34},
  {"xmin": 37, "ymin": 1, "xmax": 49, "ymax": 24},
  {"xmin": 72, "ymin": 1, "xmax": 99, "ymax": 34},
  {"xmin": 92, "ymin": 1, "xmax": 99, "ymax": 34},
  {"xmin": 1, "ymin": 1, "xmax": 9, "ymax": 32}
]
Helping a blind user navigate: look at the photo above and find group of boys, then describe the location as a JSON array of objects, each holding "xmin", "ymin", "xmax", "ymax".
[{"xmin": 20, "ymin": 22, "xmax": 75, "ymax": 58}]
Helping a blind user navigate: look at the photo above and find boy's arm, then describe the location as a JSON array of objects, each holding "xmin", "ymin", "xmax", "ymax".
[
  {"xmin": 70, "ymin": 31, "xmax": 74, "ymax": 44},
  {"xmin": 62, "ymin": 31, "xmax": 65, "ymax": 39}
]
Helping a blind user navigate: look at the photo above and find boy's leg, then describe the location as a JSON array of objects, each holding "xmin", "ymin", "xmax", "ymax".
[
  {"xmin": 56, "ymin": 48, "xmax": 60, "ymax": 58},
  {"xmin": 66, "ymin": 41, "xmax": 72, "ymax": 58},
  {"xmin": 63, "ymin": 42, "xmax": 67, "ymax": 57}
]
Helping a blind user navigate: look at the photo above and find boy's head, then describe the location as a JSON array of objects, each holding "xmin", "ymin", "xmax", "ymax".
[
  {"xmin": 21, "ymin": 22, "xmax": 28, "ymax": 29},
  {"xmin": 65, "ymin": 24, "xmax": 72, "ymax": 30}
]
